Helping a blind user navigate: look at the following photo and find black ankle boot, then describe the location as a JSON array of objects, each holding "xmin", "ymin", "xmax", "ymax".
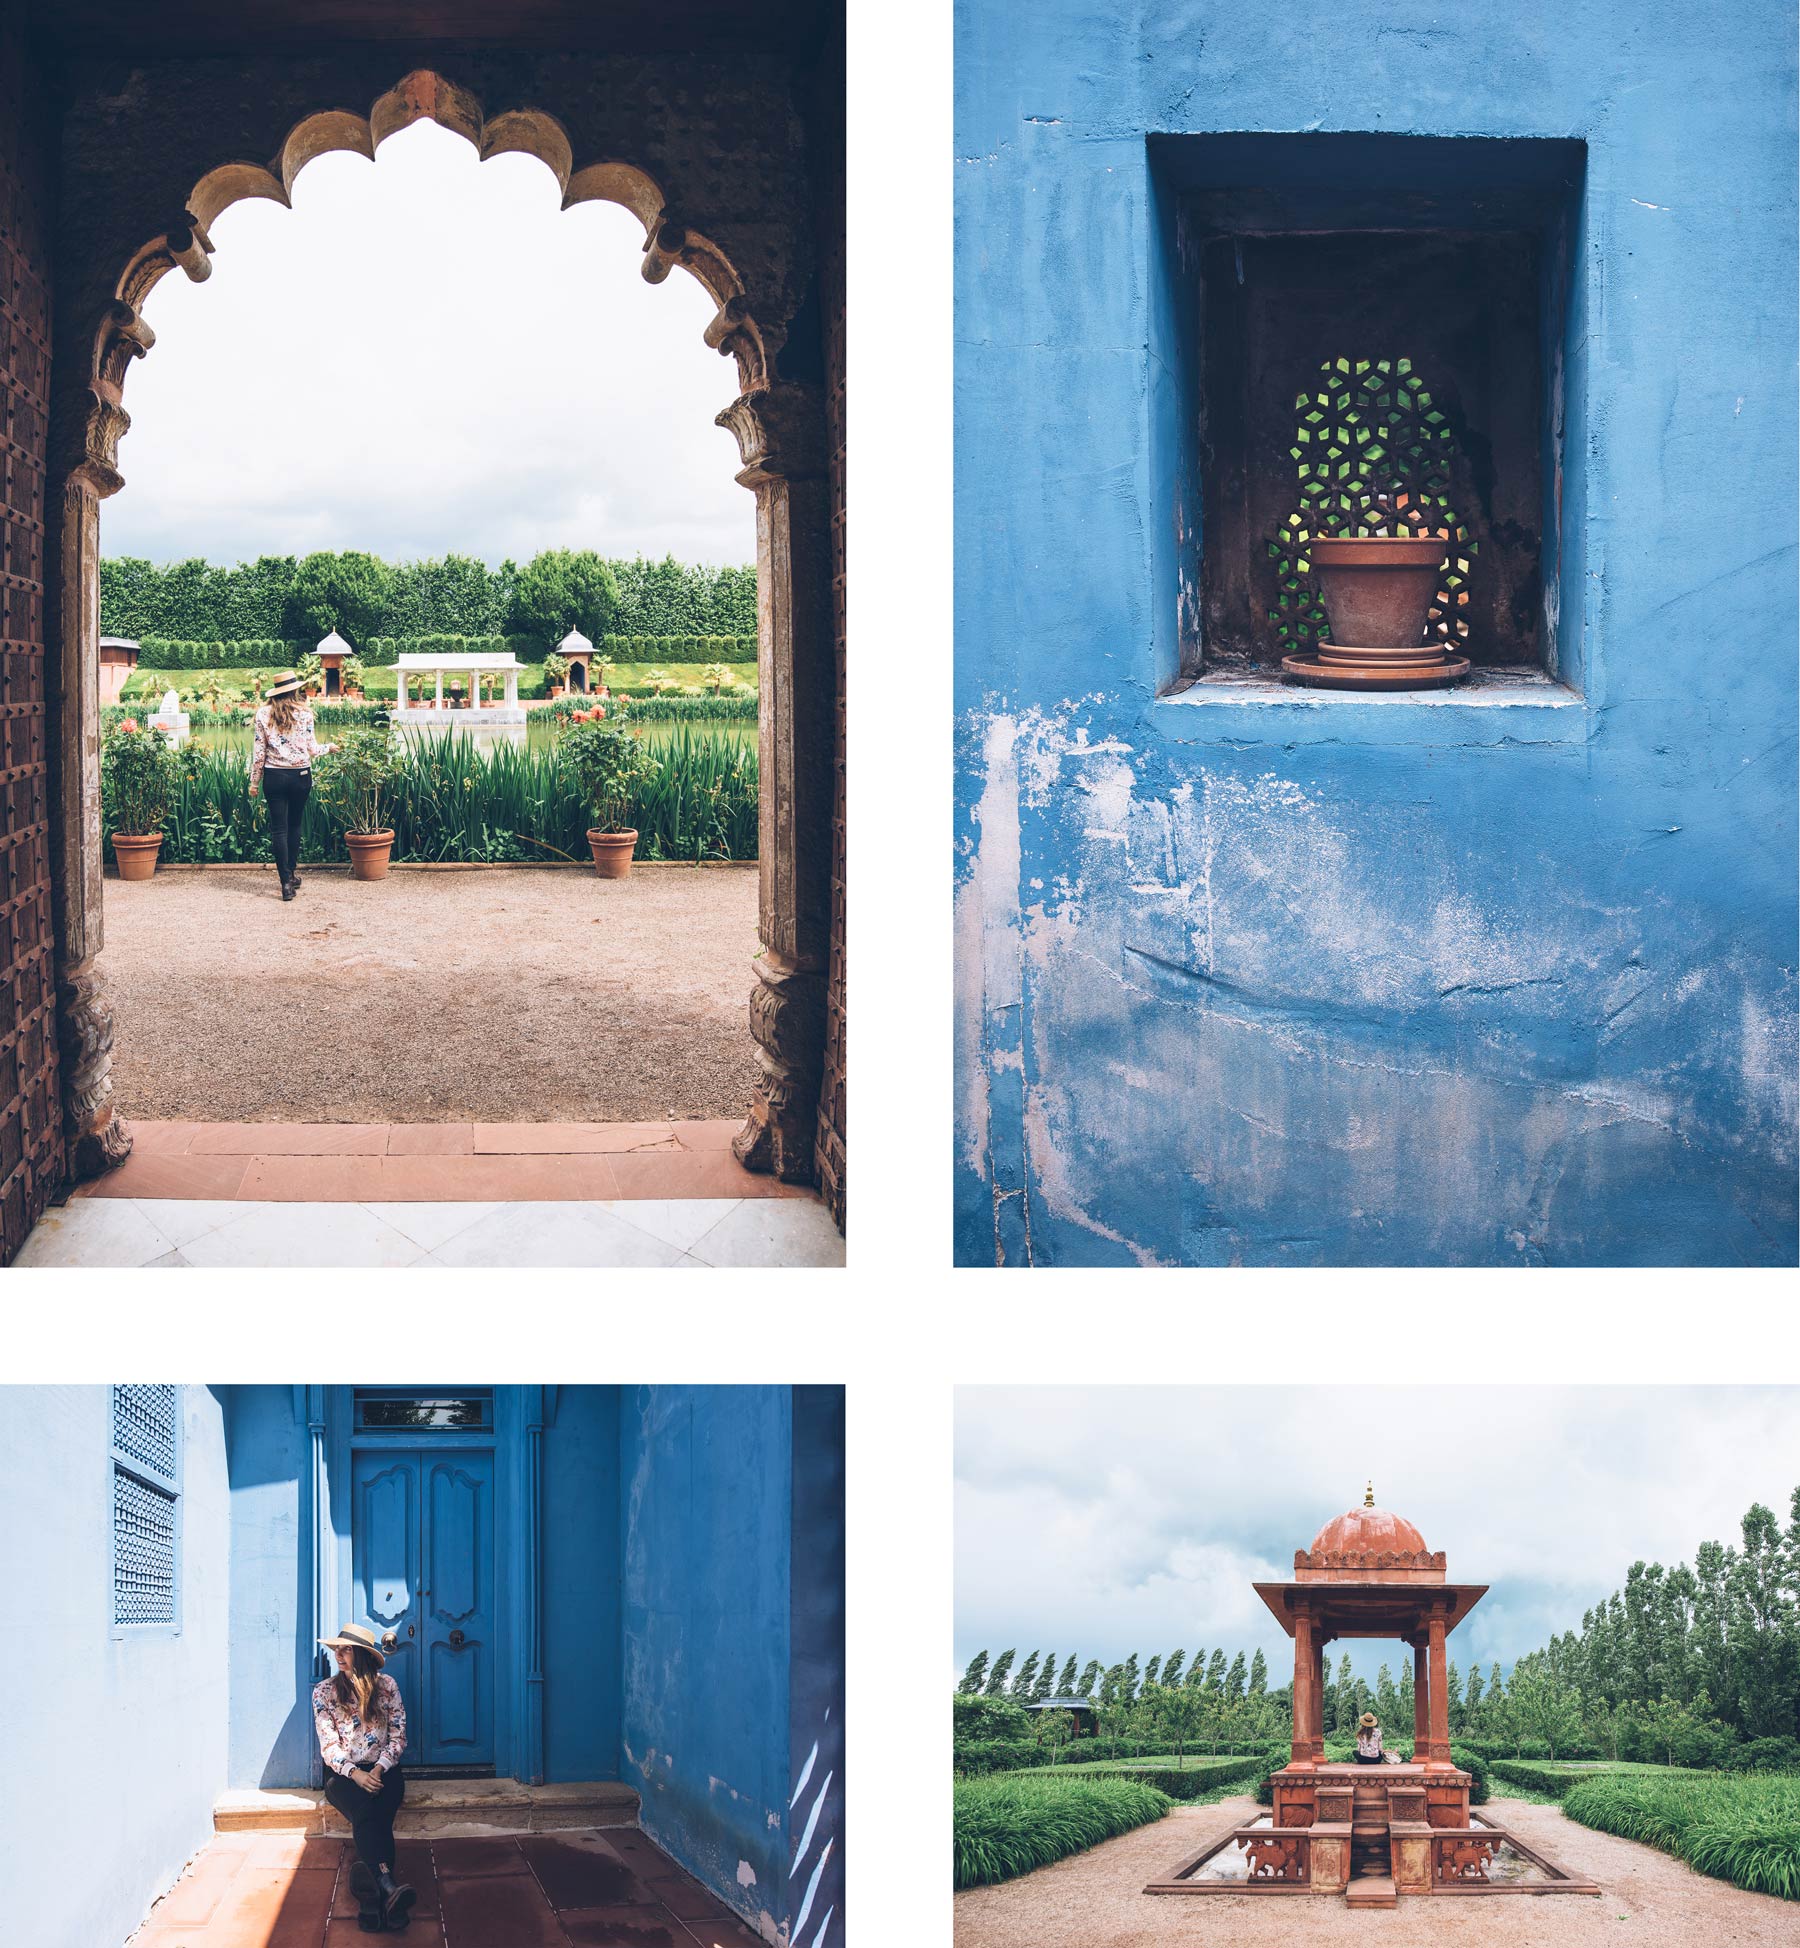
[
  {"xmin": 379, "ymin": 1867, "xmax": 416, "ymax": 1930},
  {"xmin": 280, "ymin": 879, "xmax": 296, "ymax": 900},
  {"xmin": 348, "ymin": 1861, "xmax": 384, "ymax": 1932}
]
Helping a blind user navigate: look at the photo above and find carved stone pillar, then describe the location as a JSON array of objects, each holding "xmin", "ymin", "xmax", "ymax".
[
  {"xmin": 1426, "ymin": 1612, "xmax": 1452, "ymax": 1767},
  {"xmin": 1290, "ymin": 1607, "xmax": 1316, "ymax": 1768},
  {"xmin": 1412, "ymin": 1634, "xmax": 1431, "ymax": 1759},
  {"xmin": 1312, "ymin": 1635, "xmax": 1327, "ymax": 1759},
  {"xmin": 51, "ymin": 228, "xmax": 209, "ymax": 1183},
  {"xmin": 719, "ymin": 382, "xmax": 833, "ymax": 1183},
  {"xmin": 53, "ymin": 466, "xmax": 130, "ymax": 1177}
]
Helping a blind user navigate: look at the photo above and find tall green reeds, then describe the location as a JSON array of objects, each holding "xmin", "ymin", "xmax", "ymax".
[
  {"xmin": 953, "ymin": 1774, "xmax": 1173, "ymax": 1890},
  {"xmin": 1560, "ymin": 1771, "xmax": 1800, "ymax": 1900},
  {"xmin": 105, "ymin": 729, "xmax": 758, "ymax": 865}
]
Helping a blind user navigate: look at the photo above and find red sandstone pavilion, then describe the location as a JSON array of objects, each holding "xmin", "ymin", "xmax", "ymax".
[{"xmin": 1147, "ymin": 1489, "xmax": 1600, "ymax": 1907}]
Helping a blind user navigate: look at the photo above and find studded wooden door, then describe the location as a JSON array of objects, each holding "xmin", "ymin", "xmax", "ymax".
[
  {"xmin": 351, "ymin": 1447, "xmax": 496, "ymax": 1772},
  {"xmin": 0, "ymin": 14, "xmax": 60, "ymax": 1266}
]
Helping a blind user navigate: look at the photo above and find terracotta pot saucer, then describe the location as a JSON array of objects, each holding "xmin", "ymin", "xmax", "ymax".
[{"xmin": 1281, "ymin": 653, "xmax": 1471, "ymax": 691}]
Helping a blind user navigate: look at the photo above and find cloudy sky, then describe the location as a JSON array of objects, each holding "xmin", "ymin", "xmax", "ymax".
[
  {"xmin": 105, "ymin": 118, "xmax": 754, "ymax": 569},
  {"xmin": 955, "ymin": 1387, "xmax": 1800, "ymax": 1687}
]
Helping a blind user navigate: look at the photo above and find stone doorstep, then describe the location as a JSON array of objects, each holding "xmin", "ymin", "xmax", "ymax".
[{"xmin": 214, "ymin": 1778, "xmax": 641, "ymax": 1836}]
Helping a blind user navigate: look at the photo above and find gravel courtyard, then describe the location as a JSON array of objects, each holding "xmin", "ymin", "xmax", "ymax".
[
  {"xmin": 103, "ymin": 864, "xmax": 761, "ymax": 1123},
  {"xmin": 954, "ymin": 1793, "xmax": 1798, "ymax": 1948}
]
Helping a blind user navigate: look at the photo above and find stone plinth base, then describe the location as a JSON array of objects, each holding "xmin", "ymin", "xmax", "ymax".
[{"xmin": 214, "ymin": 1779, "xmax": 641, "ymax": 1837}]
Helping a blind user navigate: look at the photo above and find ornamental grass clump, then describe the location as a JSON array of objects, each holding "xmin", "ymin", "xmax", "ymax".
[
  {"xmin": 954, "ymin": 1774, "xmax": 1173, "ymax": 1889},
  {"xmin": 558, "ymin": 720, "xmax": 661, "ymax": 834},
  {"xmin": 1561, "ymin": 1770, "xmax": 1800, "ymax": 1900},
  {"xmin": 100, "ymin": 719, "xmax": 179, "ymax": 835}
]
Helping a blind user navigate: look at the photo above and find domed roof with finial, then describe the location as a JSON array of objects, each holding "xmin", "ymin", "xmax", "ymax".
[
  {"xmin": 558, "ymin": 626, "xmax": 594, "ymax": 654},
  {"xmin": 1293, "ymin": 1481, "xmax": 1445, "ymax": 1582}
]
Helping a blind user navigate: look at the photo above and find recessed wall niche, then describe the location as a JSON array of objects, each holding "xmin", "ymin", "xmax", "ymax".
[{"xmin": 1147, "ymin": 133, "xmax": 1588, "ymax": 691}]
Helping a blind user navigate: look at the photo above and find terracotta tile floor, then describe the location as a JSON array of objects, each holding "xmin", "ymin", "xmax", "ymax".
[
  {"xmin": 131, "ymin": 1828, "xmax": 765, "ymax": 1948},
  {"xmin": 75, "ymin": 1121, "xmax": 804, "ymax": 1201}
]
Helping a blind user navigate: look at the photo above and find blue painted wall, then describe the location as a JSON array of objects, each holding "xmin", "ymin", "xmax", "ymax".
[
  {"xmin": 620, "ymin": 1385, "xmax": 795, "ymax": 1940},
  {"xmin": 2, "ymin": 1385, "xmax": 836, "ymax": 1947},
  {"xmin": 955, "ymin": 0, "xmax": 1798, "ymax": 1265},
  {"xmin": 222, "ymin": 1386, "xmax": 311, "ymax": 1788},
  {"xmin": 542, "ymin": 1384, "xmax": 623, "ymax": 1783},
  {"xmin": 1, "ymin": 1387, "xmax": 230, "ymax": 1948}
]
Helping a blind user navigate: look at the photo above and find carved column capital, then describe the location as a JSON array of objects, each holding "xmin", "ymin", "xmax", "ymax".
[{"xmin": 718, "ymin": 381, "xmax": 829, "ymax": 485}]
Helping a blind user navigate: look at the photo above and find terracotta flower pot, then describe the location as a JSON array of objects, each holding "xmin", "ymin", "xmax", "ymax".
[
  {"xmin": 1309, "ymin": 535, "xmax": 1444, "ymax": 649},
  {"xmin": 111, "ymin": 831, "xmax": 163, "ymax": 881},
  {"xmin": 587, "ymin": 828, "xmax": 638, "ymax": 879},
  {"xmin": 346, "ymin": 829, "xmax": 395, "ymax": 881}
]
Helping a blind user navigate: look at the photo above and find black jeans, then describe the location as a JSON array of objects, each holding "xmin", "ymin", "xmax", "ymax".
[
  {"xmin": 324, "ymin": 1763, "xmax": 405, "ymax": 1876},
  {"xmin": 263, "ymin": 766, "xmax": 311, "ymax": 884},
  {"xmin": 1354, "ymin": 1750, "xmax": 1382, "ymax": 1765}
]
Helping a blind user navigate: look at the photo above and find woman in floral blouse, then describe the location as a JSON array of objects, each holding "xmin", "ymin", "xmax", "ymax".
[
  {"xmin": 248, "ymin": 671, "xmax": 334, "ymax": 902},
  {"xmin": 315, "ymin": 1622, "xmax": 416, "ymax": 1932}
]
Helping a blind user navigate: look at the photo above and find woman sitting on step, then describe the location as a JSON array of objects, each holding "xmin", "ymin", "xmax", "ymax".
[
  {"xmin": 314, "ymin": 1623, "xmax": 418, "ymax": 1933},
  {"xmin": 1354, "ymin": 1711, "xmax": 1385, "ymax": 1764}
]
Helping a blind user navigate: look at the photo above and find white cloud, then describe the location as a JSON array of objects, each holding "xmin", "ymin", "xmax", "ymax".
[
  {"xmin": 105, "ymin": 118, "xmax": 754, "ymax": 568},
  {"xmin": 954, "ymin": 1387, "xmax": 1800, "ymax": 1685}
]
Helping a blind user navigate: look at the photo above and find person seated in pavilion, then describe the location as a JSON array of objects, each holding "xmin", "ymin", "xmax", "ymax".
[{"xmin": 1355, "ymin": 1712, "xmax": 1385, "ymax": 1764}]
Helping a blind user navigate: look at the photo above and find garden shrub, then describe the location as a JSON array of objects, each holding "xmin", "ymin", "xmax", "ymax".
[
  {"xmin": 954, "ymin": 1774, "xmax": 1173, "ymax": 1889},
  {"xmin": 1728, "ymin": 1737, "xmax": 1800, "ymax": 1774},
  {"xmin": 100, "ymin": 720, "xmax": 179, "ymax": 835},
  {"xmin": 952, "ymin": 1695, "xmax": 1034, "ymax": 1742}
]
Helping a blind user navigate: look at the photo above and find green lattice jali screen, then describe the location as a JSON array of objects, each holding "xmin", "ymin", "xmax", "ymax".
[{"xmin": 1267, "ymin": 357, "xmax": 1477, "ymax": 657}]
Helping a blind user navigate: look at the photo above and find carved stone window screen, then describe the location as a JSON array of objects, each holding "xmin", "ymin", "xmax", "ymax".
[{"xmin": 1269, "ymin": 356, "xmax": 1478, "ymax": 659}]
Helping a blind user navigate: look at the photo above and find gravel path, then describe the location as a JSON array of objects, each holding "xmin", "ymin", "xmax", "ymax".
[
  {"xmin": 954, "ymin": 1794, "xmax": 1797, "ymax": 1948},
  {"xmin": 102, "ymin": 865, "xmax": 762, "ymax": 1122}
]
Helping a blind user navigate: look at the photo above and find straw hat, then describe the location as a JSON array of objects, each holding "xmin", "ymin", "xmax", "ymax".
[
  {"xmin": 1359, "ymin": 1712, "xmax": 1378, "ymax": 1728},
  {"xmin": 264, "ymin": 670, "xmax": 304, "ymax": 700},
  {"xmin": 321, "ymin": 1622, "xmax": 386, "ymax": 1665}
]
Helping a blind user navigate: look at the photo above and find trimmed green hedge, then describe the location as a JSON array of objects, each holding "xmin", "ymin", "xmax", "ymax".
[
  {"xmin": 100, "ymin": 552, "xmax": 757, "ymax": 644},
  {"xmin": 1561, "ymin": 1770, "xmax": 1800, "ymax": 1901},
  {"xmin": 957, "ymin": 1736, "xmax": 1268, "ymax": 1778},
  {"xmin": 120, "ymin": 631, "xmax": 756, "ymax": 671},
  {"xmin": 1010, "ymin": 1755, "xmax": 1265, "ymax": 1802},
  {"xmin": 1253, "ymin": 1741, "xmax": 1489, "ymax": 1805},
  {"xmin": 954, "ymin": 1774, "xmax": 1173, "ymax": 1889}
]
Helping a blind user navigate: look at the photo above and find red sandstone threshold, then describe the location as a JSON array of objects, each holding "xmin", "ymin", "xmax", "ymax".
[{"xmin": 76, "ymin": 1120, "xmax": 805, "ymax": 1203}]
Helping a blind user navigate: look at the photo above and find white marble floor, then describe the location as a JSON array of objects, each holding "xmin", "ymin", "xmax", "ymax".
[{"xmin": 11, "ymin": 1194, "xmax": 846, "ymax": 1270}]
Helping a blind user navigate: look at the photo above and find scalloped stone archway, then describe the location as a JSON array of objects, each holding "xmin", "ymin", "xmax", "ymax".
[{"xmin": 49, "ymin": 65, "xmax": 835, "ymax": 1194}]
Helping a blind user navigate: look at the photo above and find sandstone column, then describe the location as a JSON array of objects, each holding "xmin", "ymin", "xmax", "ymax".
[
  {"xmin": 1427, "ymin": 1613, "xmax": 1451, "ymax": 1767},
  {"xmin": 720, "ymin": 383, "xmax": 833, "ymax": 1183},
  {"xmin": 1291, "ymin": 1608, "xmax": 1316, "ymax": 1767},
  {"xmin": 1412, "ymin": 1634, "xmax": 1431, "ymax": 1758}
]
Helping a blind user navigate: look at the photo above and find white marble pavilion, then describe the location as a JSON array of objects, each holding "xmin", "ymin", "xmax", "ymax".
[{"xmin": 392, "ymin": 649, "xmax": 527, "ymax": 745}]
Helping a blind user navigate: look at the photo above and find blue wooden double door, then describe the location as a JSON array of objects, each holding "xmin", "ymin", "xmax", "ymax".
[{"xmin": 351, "ymin": 1447, "xmax": 497, "ymax": 1772}]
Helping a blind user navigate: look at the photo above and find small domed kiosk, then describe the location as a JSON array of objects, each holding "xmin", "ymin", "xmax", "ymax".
[
  {"xmin": 558, "ymin": 626, "xmax": 594, "ymax": 694},
  {"xmin": 1146, "ymin": 1486, "xmax": 1600, "ymax": 1906},
  {"xmin": 315, "ymin": 627, "xmax": 354, "ymax": 698}
]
